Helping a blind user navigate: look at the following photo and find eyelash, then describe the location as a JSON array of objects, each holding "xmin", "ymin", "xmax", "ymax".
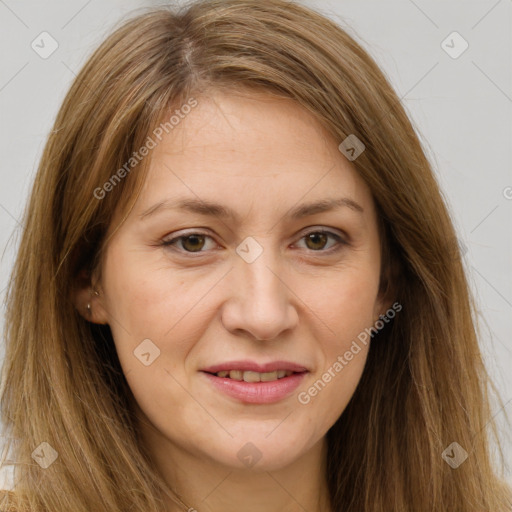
[{"xmin": 160, "ymin": 229, "xmax": 347, "ymax": 256}]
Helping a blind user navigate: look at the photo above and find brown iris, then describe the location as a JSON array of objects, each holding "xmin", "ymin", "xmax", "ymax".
[
  {"xmin": 304, "ymin": 232, "xmax": 329, "ymax": 251},
  {"xmin": 181, "ymin": 234, "xmax": 206, "ymax": 252}
]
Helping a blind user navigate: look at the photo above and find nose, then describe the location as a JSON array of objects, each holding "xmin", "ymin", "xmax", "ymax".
[{"xmin": 220, "ymin": 241, "xmax": 299, "ymax": 341}]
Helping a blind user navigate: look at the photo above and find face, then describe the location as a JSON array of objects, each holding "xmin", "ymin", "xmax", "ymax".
[{"xmin": 87, "ymin": 89, "xmax": 386, "ymax": 473}]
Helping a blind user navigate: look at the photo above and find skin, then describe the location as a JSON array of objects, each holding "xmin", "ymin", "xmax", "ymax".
[{"xmin": 76, "ymin": 89, "xmax": 389, "ymax": 512}]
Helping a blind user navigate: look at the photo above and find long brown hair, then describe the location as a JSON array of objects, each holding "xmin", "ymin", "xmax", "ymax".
[{"xmin": 1, "ymin": 0, "xmax": 510, "ymax": 510}]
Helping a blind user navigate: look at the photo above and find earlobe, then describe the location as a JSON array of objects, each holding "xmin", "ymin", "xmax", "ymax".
[
  {"xmin": 72, "ymin": 270, "xmax": 109, "ymax": 325},
  {"xmin": 87, "ymin": 287, "xmax": 110, "ymax": 325},
  {"xmin": 85, "ymin": 289, "xmax": 109, "ymax": 325}
]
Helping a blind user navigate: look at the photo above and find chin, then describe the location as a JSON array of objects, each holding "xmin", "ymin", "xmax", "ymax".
[{"xmin": 205, "ymin": 432, "xmax": 315, "ymax": 472}]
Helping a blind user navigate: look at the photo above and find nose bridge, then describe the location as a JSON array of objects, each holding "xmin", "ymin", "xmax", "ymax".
[
  {"xmin": 238, "ymin": 235, "xmax": 285, "ymax": 302},
  {"xmin": 221, "ymin": 235, "xmax": 297, "ymax": 340}
]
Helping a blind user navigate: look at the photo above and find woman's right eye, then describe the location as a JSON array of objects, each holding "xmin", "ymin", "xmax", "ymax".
[{"xmin": 161, "ymin": 232, "xmax": 217, "ymax": 253}]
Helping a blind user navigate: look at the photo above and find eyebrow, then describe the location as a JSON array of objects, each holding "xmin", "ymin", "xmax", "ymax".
[{"xmin": 138, "ymin": 196, "xmax": 364, "ymax": 221}]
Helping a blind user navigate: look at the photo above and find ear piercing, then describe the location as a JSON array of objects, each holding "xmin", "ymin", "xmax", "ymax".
[{"xmin": 87, "ymin": 289, "xmax": 100, "ymax": 315}]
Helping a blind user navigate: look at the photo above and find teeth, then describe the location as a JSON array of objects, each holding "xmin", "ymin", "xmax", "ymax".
[
  {"xmin": 243, "ymin": 371, "xmax": 262, "ymax": 383},
  {"xmin": 215, "ymin": 370, "xmax": 294, "ymax": 381},
  {"xmin": 229, "ymin": 370, "xmax": 243, "ymax": 381},
  {"xmin": 260, "ymin": 371, "xmax": 278, "ymax": 382}
]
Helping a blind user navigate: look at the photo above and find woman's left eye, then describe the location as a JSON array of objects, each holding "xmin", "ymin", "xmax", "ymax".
[
  {"xmin": 295, "ymin": 230, "xmax": 346, "ymax": 252},
  {"xmin": 160, "ymin": 229, "xmax": 346, "ymax": 255}
]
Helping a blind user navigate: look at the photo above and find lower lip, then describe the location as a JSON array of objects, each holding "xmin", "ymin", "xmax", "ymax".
[{"xmin": 202, "ymin": 371, "xmax": 307, "ymax": 404}]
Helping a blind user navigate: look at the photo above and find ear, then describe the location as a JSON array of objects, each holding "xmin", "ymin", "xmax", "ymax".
[{"xmin": 72, "ymin": 268, "xmax": 109, "ymax": 325}]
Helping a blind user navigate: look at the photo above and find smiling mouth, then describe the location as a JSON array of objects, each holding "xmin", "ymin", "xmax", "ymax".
[{"xmin": 206, "ymin": 370, "xmax": 299, "ymax": 382}]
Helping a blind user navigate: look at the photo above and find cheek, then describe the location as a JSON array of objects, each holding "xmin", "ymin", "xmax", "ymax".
[
  {"xmin": 297, "ymin": 313, "xmax": 371, "ymax": 428},
  {"xmin": 294, "ymin": 265, "xmax": 379, "ymax": 419},
  {"xmin": 100, "ymin": 243, "xmax": 223, "ymax": 390},
  {"xmin": 299, "ymin": 347, "xmax": 369, "ymax": 417},
  {"xmin": 101, "ymin": 241, "xmax": 189, "ymax": 335},
  {"xmin": 304, "ymin": 263, "xmax": 381, "ymax": 346}
]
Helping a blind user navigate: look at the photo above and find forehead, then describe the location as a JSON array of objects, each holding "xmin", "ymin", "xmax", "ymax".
[
  {"xmin": 157, "ymin": 90, "xmax": 337, "ymax": 169},
  {"xmin": 138, "ymin": 90, "xmax": 372, "ymax": 210},
  {"xmin": 102, "ymin": 89, "xmax": 378, "ymax": 240}
]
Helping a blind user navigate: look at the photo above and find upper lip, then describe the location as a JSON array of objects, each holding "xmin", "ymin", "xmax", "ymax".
[{"xmin": 201, "ymin": 360, "xmax": 309, "ymax": 374}]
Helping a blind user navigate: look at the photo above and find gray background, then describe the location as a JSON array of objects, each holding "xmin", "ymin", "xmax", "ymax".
[{"xmin": 0, "ymin": 0, "xmax": 510, "ymax": 487}]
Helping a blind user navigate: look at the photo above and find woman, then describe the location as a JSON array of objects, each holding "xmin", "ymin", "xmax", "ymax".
[{"xmin": 1, "ymin": 0, "xmax": 510, "ymax": 510}]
